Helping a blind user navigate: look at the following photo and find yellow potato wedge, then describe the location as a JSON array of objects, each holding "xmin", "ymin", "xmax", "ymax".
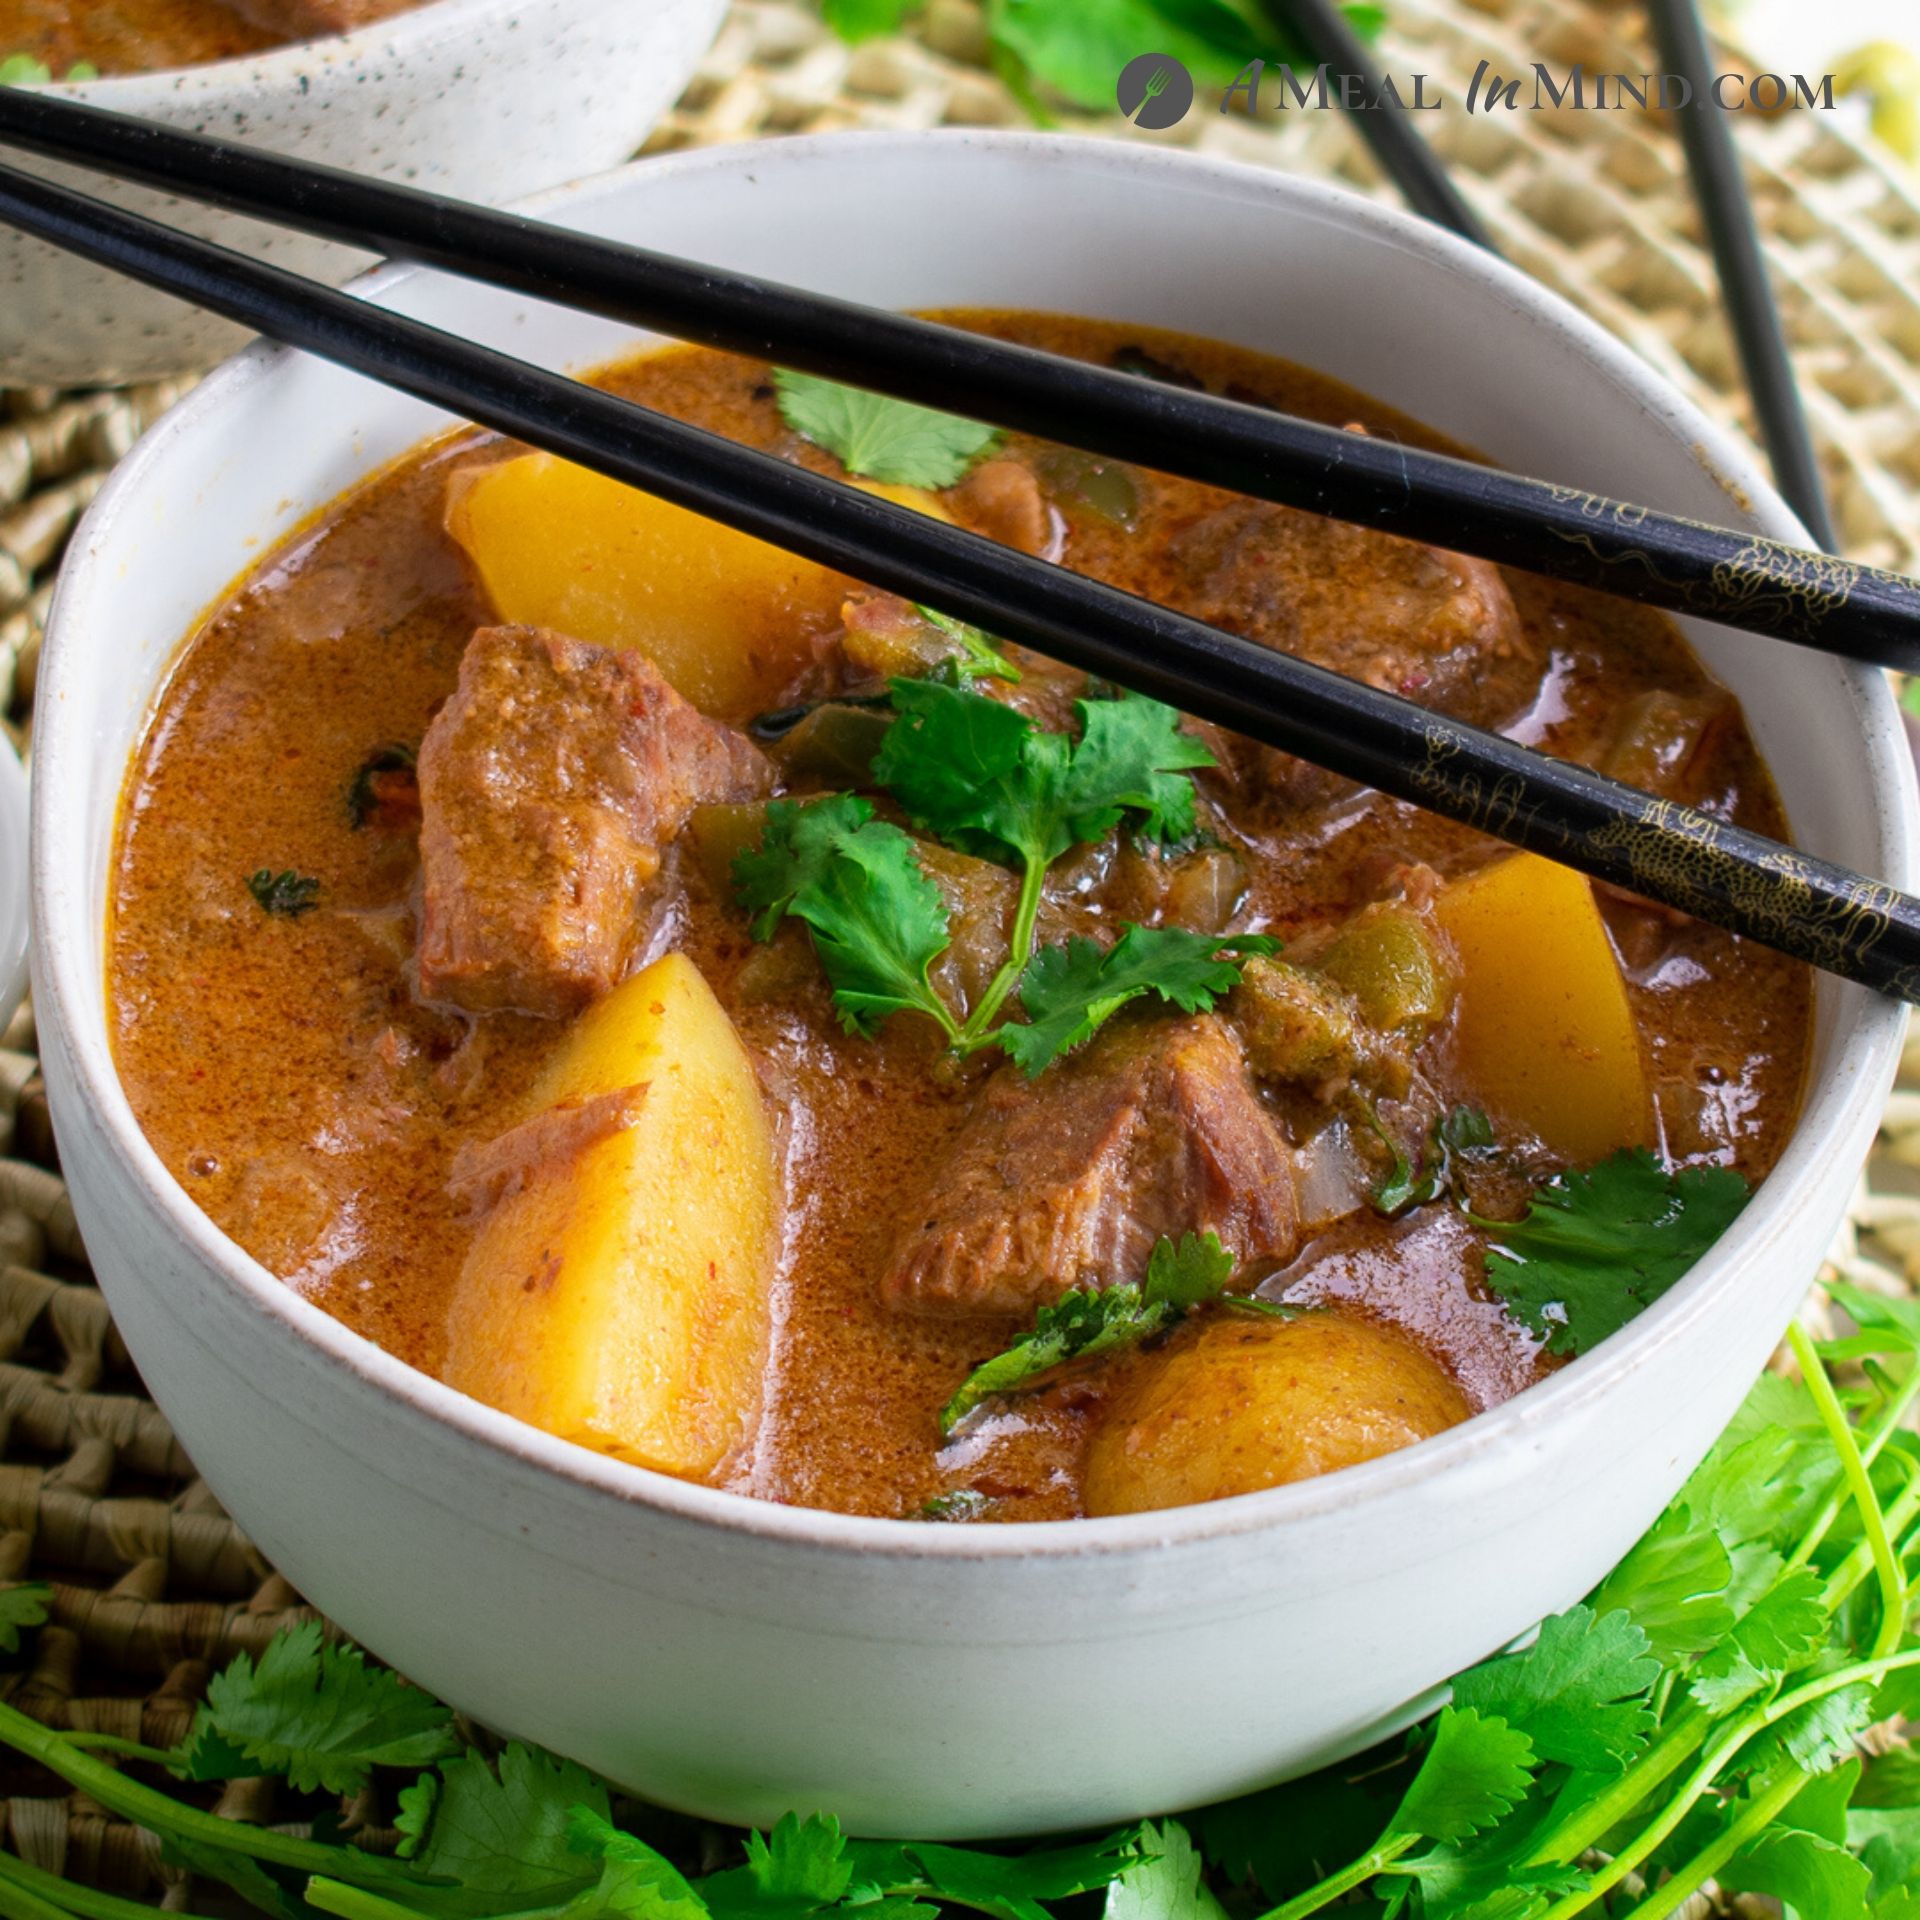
[
  {"xmin": 1433, "ymin": 853, "xmax": 1652, "ymax": 1163},
  {"xmin": 447, "ymin": 453, "xmax": 950, "ymax": 719},
  {"xmin": 442, "ymin": 952, "xmax": 778, "ymax": 1479},
  {"xmin": 1085, "ymin": 1311, "xmax": 1470, "ymax": 1516}
]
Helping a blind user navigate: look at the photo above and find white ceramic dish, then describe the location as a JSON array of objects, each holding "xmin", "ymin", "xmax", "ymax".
[
  {"xmin": 0, "ymin": 0, "xmax": 726, "ymax": 386},
  {"xmin": 28, "ymin": 132, "xmax": 1920, "ymax": 1838},
  {"xmin": 0, "ymin": 736, "xmax": 24, "ymax": 1030}
]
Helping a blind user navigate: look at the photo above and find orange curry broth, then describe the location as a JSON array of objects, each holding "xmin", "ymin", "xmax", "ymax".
[{"xmin": 106, "ymin": 314, "xmax": 1811, "ymax": 1519}]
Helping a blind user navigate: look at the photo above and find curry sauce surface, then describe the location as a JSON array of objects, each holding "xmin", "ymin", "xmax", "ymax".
[{"xmin": 107, "ymin": 316, "xmax": 1811, "ymax": 1519}]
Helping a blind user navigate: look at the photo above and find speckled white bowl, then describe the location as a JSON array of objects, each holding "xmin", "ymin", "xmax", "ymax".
[
  {"xmin": 28, "ymin": 134, "xmax": 1920, "ymax": 1838},
  {"xmin": 0, "ymin": 0, "xmax": 726, "ymax": 386}
]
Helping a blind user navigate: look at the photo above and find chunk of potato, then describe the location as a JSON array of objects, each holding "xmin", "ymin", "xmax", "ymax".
[
  {"xmin": 446, "ymin": 453, "xmax": 951, "ymax": 719},
  {"xmin": 1433, "ymin": 853, "xmax": 1653, "ymax": 1164},
  {"xmin": 442, "ymin": 953, "xmax": 777, "ymax": 1478},
  {"xmin": 1084, "ymin": 1311, "xmax": 1470, "ymax": 1516}
]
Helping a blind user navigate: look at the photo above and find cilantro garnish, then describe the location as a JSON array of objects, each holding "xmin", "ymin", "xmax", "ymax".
[
  {"xmin": 734, "ymin": 683, "xmax": 1267, "ymax": 1071},
  {"xmin": 913, "ymin": 607, "xmax": 1021, "ymax": 685},
  {"xmin": 1001, "ymin": 926, "xmax": 1277, "ymax": 1078},
  {"xmin": 0, "ymin": 1300, "xmax": 1914, "ymax": 1920},
  {"xmin": 0, "ymin": 53, "xmax": 98, "ymax": 84},
  {"xmin": 347, "ymin": 743, "xmax": 419, "ymax": 831},
  {"xmin": 772, "ymin": 370, "xmax": 1000, "ymax": 489},
  {"xmin": 1370, "ymin": 1104, "xmax": 1494, "ymax": 1215},
  {"xmin": 247, "ymin": 868, "xmax": 322, "ymax": 919},
  {"xmin": 1476, "ymin": 1149, "xmax": 1752, "ymax": 1356},
  {"xmin": 733, "ymin": 796, "xmax": 956, "ymax": 1040},
  {"xmin": 940, "ymin": 1231, "xmax": 1289, "ymax": 1435}
]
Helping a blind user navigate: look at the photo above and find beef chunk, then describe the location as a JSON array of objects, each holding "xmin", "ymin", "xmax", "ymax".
[
  {"xmin": 1169, "ymin": 500, "xmax": 1534, "ymax": 810},
  {"xmin": 882, "ymin": 1015, "xmax": 1298, "ymax": 1317},
  {"xmin": 950, "ymin": 460, "xmax": 1059, "ymax": 557},
  {"xmin": 416, "ymin": 624, "xmax": 769, "ymax": 1018}
]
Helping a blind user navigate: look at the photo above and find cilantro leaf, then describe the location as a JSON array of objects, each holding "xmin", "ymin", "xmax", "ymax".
[
  {"xmin": 179, "ymin": 1620, "xmax": 457, "ymax": 1795},
  {"xmin": 1688, "ymin": 1567, "xmax": 1831, "ymax": 1713},
  {"xmin": 1478, "ymin": 1150, "xmax": 1750, "ymax": 1355},
  {"xmin": 1449, "ymin": 1606, "xmax": 1659, "ymax": 1774},
  {"xmin": 773, "ymin": 370, "xmax": 999, "ymax": 489},
  {"xmin": 1000, "ymin": 926, "xmax": 1278, "ymax": 1076},
  {"xmin": 873, "ymin": 678, "xmax": 1214, "ymax": 871},
  {"xmin": 559, "ymin": 1809, "xmax": 709, "ymax": 1920},
  {"xmin": 1388, "ymin": 1708, "xmax": 1537, "ymax": 1844},
  {"xmin": 1189, "ymin": 1761, "xmax": 1409, "ymax": 1902},
  {"xmin": 401, "ymin": 1745, "xmax": 610, "ymax": 1898},
  {"xmin": 1590, "ymin": 1510, "xmax": 1736, "ymax": 1665},
  {"xmin": 819, "ymin": 0, "xmax": 918, "ymax": 42},
  {"xmin": 0, "ymin": 1582, "xmax": 50, "ymax": 1654},
  {"xmin": 1102, "ymin": 1824, "xmax": 1225, "ymax": 1920},
  {"xmin": 733, "ymin": 796, "xmax": 955, "ymax": 1039},
  {"xmin": 843, "ymin": 1829, "xmax": 1148, "ymax": 1920},
  {"xmin": 940, "ymin": 1232, "xmax": 1239, "ymax": 1434},
  {"xmin": 747, "ymin": 1814, "xmax": 854, "ymax": 1908},
  {"xmin": 247, "ymin": 868, "xmax": 322, "ymax": 918}
]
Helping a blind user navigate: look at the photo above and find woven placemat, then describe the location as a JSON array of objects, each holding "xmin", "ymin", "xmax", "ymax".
[{"xmin": 2, "ymin": 0, "xmax": 1919, "ymax": 1897}]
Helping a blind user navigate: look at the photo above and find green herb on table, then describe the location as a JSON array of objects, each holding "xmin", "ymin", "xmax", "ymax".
[
  {"xmin": 0, "ymin": 1581, "xmax": 49, "ymax": 1654},
  {"xmin": 0, "ymin": 1289, "xmax": 1913, "ymax": 1920},
  {"xmin": 772, "ymin": 370, "xmax": 1000, "ymax": 489},
  {"xmin": 734, "ymin": 681, "xmax": 1274, "ymax": 1072},
  {"xmin": 812, "ymin": 1, "xmax": 1386, "ymax": 119},
  {"xmin": 940, "ymin": 1230, "xmax": 1293, "ymax": 1434},
  {"xmin": 1475, "ymin": 1148, "xmax": 1752, "ymax": 1357},
  {"xmin": 247, "ymin": 868, "xmax": 323, "ymax": 918}
]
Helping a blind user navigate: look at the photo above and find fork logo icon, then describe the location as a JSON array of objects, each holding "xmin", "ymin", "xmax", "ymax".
[{"xmin": 1117, "ymin": 54, "xmax": 1194, "ymax": 128}]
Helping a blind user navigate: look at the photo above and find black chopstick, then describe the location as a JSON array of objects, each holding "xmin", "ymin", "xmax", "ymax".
[
  {"xmin": 1646, "ymin": 0, "xmax": 1837, "ymax": 553},
  {"xmin": 1254, "ymin": 0, "xmax": 1495, "ymax": 248},
  {"xmin": 0, "ymin": 92, "xmax": 1912, "ymax": 673},
  {"xmin": 4, "ymin": 159, "xmax": 1919, "ymax": 1006}
]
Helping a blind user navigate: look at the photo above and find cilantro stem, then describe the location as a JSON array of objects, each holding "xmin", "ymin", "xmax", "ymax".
[
  {"xmin": 959, "ymin": 853, "xmax": 1046, "ymax": 1044},
  {"xmin": 0, "ymin": 1850, "xmax": 221, "ymax": 1920},
  {"xmin": 0, "ymin": 1696, "xmax": 402, "ymax": 1886},
  {"xmin": 1785, "ymin": 1351, "xmax": 1920, "ymax": 1573},
  {"xmin": 1607, "ymin": 1761, "xmax": 1804, "ymax": 1920},
  {"xmin": 1789, "ymin": 1322, "xmax": 1909, "ymax": 1657},
  {"xmin": 304, "ymin": 1881, "xmax": 430, "ymax": 1920},
  {"xmin": 0, "ymin": 1867, "xmax": 81, "ymax": 1920},
  {"xmin": 56, "ymin": 1731, "xmax": 179, "ymax": 1766},
  {"xmin": 1254, "ymin": 1832, "xmax": 1419, "ymax": 1920}
]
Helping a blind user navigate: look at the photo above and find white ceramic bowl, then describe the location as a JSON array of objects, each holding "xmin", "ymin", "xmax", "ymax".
[
  {"xmin": 0, "ymin": 737, "xmax": 23, "ymax": 1030},
  {"xmin": 0, "ymin": 0, "xmax": 726, "ymax": 386},
  {"xmin": 28, "ymin": 133, "xmax": 1920, "ymax": 1838}
]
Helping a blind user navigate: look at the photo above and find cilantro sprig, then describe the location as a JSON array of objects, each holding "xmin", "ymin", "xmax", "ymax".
[
  {"xmin": 773, "ymin": 370, "xmax": 1000, "ymax": 490},
  {"xmin": 0, "ymin": 1288, "xmax": 1913, "ymax": 1920},
  {"xmin": 733, "ymin": 681, "xmax": 1273, "ymax": 1073},
  {"xmin": 1477, "ymin": 1149, "xmax": 1753, "ymax": 1356},
  {"xmin": 940, "ymin": 1231, "xmax": 1295, "ymax": 1434}
]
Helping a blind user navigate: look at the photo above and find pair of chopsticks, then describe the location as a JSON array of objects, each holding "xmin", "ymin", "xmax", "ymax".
[
  {"xmin": 1270, "ymin": 0, "xmax": 1837, "ymax": 550},
  {"xmin": 0, "ymin": 93, "xmax": 1916, "ymax": 1006}
]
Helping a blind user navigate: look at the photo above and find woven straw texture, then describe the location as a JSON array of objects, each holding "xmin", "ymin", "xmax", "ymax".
[{"xmin": 1, "ymin": 0, "xmax": 1918, "ymax": 1902}]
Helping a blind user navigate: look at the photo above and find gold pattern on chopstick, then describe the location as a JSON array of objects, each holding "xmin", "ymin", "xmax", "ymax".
[
  {"xmin": 1534, "ymin": 484, "xmax": 1915, "ymax": 633},
  {"xmin": 1585, "ymin": 800, "xmax": 1911, "ymax": 983},
  {"xmin": 1409, "ymin": 722, "xmax": 1913, "ymax": 990}
]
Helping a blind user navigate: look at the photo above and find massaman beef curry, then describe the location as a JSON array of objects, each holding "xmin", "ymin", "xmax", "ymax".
[
  {"xmin": 107, "ymin": 316, "xmax": 1811, "ymax": 1522},
  {"xmin": 0, "ymin": 0, "xmax": 424, "ymax": 75}
]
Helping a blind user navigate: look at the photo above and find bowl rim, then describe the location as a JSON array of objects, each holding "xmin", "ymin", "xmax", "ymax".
[
  {"xmin": 35, "ymin": 0, "xmax": 573, "ymax": 95},
  {"xmin": 30, "ymin": 126, "xmax": 1918, "ymax": 1563}
]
